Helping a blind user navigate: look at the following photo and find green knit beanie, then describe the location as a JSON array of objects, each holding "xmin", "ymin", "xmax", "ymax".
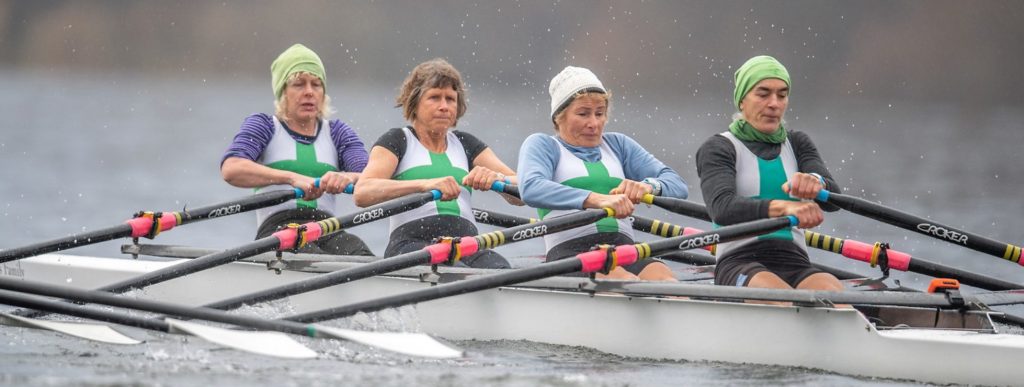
[
  {"xmin": 271, "ymin": 44, "xmax": 327, "ymax": 99},
  {"xmin": 733, "ymin": 55, "xmax": 790, "ymax": 109}
]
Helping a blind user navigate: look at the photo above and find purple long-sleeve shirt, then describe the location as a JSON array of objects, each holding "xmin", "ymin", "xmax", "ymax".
[{"xmin": 221, "ymin": 113, "xmax": 369, "ymax": 172}]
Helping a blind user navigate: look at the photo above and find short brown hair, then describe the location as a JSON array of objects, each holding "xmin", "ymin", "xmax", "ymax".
[{"xmin": 395, "ymin": 58, "xmax": 468, "ymax": 126}]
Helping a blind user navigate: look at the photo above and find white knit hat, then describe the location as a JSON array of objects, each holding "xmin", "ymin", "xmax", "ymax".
[{"xmin": 549, "ymin": 66, "xmax": 606, "ymax": 119}]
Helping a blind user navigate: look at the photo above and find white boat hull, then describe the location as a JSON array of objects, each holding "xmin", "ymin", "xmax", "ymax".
[{"xmin": 3, "ymin": 254, "xmax": 1022, "ymax": 386}]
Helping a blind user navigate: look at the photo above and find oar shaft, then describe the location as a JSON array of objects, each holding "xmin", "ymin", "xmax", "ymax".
[
  {"xmin": 103, "ymin": 190, "xmax": 440, "ymax": 294},
  {"xmin": 496, "ymin": 184, "xmax": 712, "ymax": 223},
  {"xmin": 98, "ymin": 238, "xmax": 282, "ymax": 294},
  {"xmin": 906, "ymin": 259, "xmax": 1023, "ymax": 291},
  {"xmin": 287, "ymin": 259, "xmax": 583, "ymax": 323},
  {"xmin": 174, "ymin": 189, "xmax": 299, "ymax": 225},
  {"xmin": 286, "ymin": 216, "xmax": 794, "ymax": 323},
  {"xmin": 0, "ymin": 276, "xmax": 312, "ymax": 336},
  {"xmin": 472, "ymin": 208, "xmax": 535, "ymax": 228},
  {"xmin": 803, "ymin": 230, "xmax": 1024, "ymax": 290},
  {"xmin": 630, "ymin": 217, "xmax": 797, "ymax": 258},
  {"xmin": 818, "ymin": 191, "xmax": 1024, "ymax": 266},
  {"xmin": 203, "ymin": 252, "xmax": 430, "ymax": 310},
  {"xmin": 17, "ymin": 191, "xmax": 441, "ymax": 319},
  {"xmin": 640, "ymin": 194, "xmax": 712, "ymax": 222},
  {"xmin": 0, "ymin": 224, "xmax": 133, "ymax": 263},
  {"xmin": 0, "ymin": 190, "xmax": 300, "ymax": 263},
  {"xmin": 206, "ymin": 208, "xmax": 611, "ymax": 311},
  {"xmin": 0, "ymin": 289, "xmax": 171, "ymax": 332}
]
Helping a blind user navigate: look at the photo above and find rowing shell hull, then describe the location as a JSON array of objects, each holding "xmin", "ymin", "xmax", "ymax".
[{"xmin": 3, "ymin": 254, "xmax": 1022, "ymax": 386}]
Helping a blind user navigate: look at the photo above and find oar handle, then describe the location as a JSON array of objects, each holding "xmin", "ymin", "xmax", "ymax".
[
  {"xmin": 295, "ymin": 179, "xmax": 355, "ymax": 198},
  {"xmin": 815, "ymin": 189, "xmax": 831, "ymax": 202},
  {"xmin": 489, "ymin": 179, "xmax": 515, "ymax": 194},
  {"xmin": 640, "ymin": 194, "xmax": 712, "ymax": 222}
]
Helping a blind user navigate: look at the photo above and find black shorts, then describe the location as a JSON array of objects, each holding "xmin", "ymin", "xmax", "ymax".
[
  {"xmin": 547, "ymin": 232, "xmax": 662, "ymax": 276},
  {"xmin": 385, "ymin": 215, "xmax": 510, "ymax": 269},
  {"xmin": 714, "ymin": 250, "xmax": 824, "ymax": 288},
  {"xmin": 257, "ymin": 209, "xmax": 374, "ymax": 256}
]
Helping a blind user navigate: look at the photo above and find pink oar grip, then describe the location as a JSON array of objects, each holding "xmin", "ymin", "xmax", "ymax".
[
  {"xmin": 614, "ymin": 245, "xmax": 639, "ymax": 266},
  {"xmin": 125, "ymin": 213, "xmax": 179, "ymax": 238},
  {"xmin": 885, "ymin": 249, "xmax": 911, "ymax": 271},
  {"xmin": 577, "ymin": 250, "xmax": 606, "ymax": 273},
  {"xmin": 158, "ymin": 214, "xmax": 177, "ymax": 232},
  {"xmin": 425, "ymin": 243, "xmax": 452, "ymax": 265},
  {"xmin": 840, "ymin": 239, "xmax": 874, "ymax": 265},
  {"xmin": 841, "ymin": 239, "xmax": 911, "ymax": 271},
  {"xmin": 272, "ymin": 229, "xmax": 298, "ymax": 251},
  {"xmin": 457, "ymin": 237, "xmax": 480, "ymax": 257},
  {"xmin": 302, "ymin": 223, "xmax": 324, "ymax": 243},
  {"xmin": 125, "ymin": 218, "xmax": 151, "ymax": 238}
]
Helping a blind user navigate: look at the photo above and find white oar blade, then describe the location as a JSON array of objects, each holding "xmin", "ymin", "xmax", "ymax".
[
  {"xmin": 0, "ymin": 312, "xmax": 141, "ymax": 345},
  {"xmin": 165, "ymin": 319, "xmax": 317, "ymax": 359},
  {"xmin": 314, "ymin": 325, "xmax": 463, "ymax": 359}
]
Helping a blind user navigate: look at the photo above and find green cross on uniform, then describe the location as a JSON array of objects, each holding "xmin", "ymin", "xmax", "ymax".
[
  {"xmin": 539, "ymin": 160, "xmax": 621, "ymax": 233},
  {"xmin": 262, "ymin": 142, "xmax": 337, "ymax": 209},
  {"xmin": 395, "ymin": 152, "xmax": 469, "ymax": 216}
]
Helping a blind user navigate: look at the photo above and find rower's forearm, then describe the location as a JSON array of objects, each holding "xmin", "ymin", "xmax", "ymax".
[
  {"xmin": 221, "ymin": 159, "xmax": 299, "ymax": 188},
  {"xmin": 353, "ymin": 178, "xmax": 427, "ymax": 207}
]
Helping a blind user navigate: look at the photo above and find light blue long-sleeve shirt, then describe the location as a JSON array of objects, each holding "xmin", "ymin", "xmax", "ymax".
[{"xmin": 517, "ymin": 132, "xmax": 688, "ymax": 210}]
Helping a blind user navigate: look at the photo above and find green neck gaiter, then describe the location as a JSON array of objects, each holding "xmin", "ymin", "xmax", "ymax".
[{"xmin": 728, "ymin": 119, "xmax": 787, "ymax": 144}]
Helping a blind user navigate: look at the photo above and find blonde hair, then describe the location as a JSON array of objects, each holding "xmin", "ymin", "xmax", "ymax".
[
  {"xmin": 552, "ymin": 90, "xmax": 612, "ymax": 131},
  {"xmin": 274, "ymin": 71, "xmax": 335, "ymax": 119},
  {"xmin": 395, "ymin": 58, "xmax": 467, "ymax": 127}
]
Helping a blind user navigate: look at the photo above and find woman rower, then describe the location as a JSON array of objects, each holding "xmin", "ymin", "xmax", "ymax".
[
  {"xmin": 696, "ymin": 55, "xmax": 844, "ymax": 291},
  {"xmin": 221, "ymin": 43, "xmax": 373, "ymax": 256},
  {"xmin": 517, "ymin": 66, "xmax": 688, "ymax": 280},
  {"xmin": 353, "ymin": 58, "xmax": 519, "ymax": 268}
]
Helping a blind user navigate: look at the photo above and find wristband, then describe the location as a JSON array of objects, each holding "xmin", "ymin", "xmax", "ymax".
[
  {"xmin": 641, "ymin": 178, "xmax": 663, "ymax": 196},
  {"xmin": 808, "ymin": 173, "xmax": 826, "ymax": 187}
]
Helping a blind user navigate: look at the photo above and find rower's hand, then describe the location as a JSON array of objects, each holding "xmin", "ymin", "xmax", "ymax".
[
  {"xmin": 462, "ymin": 166, "xmax": 506, "ymax": 191},
  {"xmin": 319, "ymin": 171, "xmax": 356, "ymax": 194},
  {"xmin": 584, "ymin": 192, "xmax": 634, "ymax": 218},
  {"xmin": 782, "ymin": 172, "xmax": 824, "ymax": 200},
  {"xmin": 609, "ymin": 179, "xmax": 653, "ymax": 204},
  {"xmin": 423, "ymin": 176, "xmax": 463, "ymax": 201},
  {"xmin": 290, "ymin": 175, "xmax": 323, "ymax": 200},
  {"xmin": 771, "ymin": 200, "xmax": 823, "ymax": 228}
]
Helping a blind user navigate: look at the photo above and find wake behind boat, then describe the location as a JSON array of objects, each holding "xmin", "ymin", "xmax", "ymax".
[{"xmin": 4, "ymin": 245, "xmax": 1023, "ymax": 386}]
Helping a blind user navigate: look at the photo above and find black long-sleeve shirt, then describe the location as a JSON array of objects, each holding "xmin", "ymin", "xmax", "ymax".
[{"xmin": 695, "ymin": 130, "xmax": 841, "ymax": 226}]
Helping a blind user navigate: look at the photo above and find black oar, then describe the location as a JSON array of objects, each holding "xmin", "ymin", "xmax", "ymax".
[
  {"xmin": 639, "ymin": 193, "xmax": 712, "ymax": 222},
  {"xmin": 201, "ymin": 208, "xmax": 613, "ymax": 311},
  {"xmin": 803, "ymin": 230, "xmax": 1024, "ymax": 290},
  {"xmin": 816, "ymin": 190, "xmax": 1024, "ymax": 267},
  {"xmin": 0, "ymin": 180, "xmax": 355, "ymax": 263},
  {"xmin": 95, "ymin": 189, "xmax": 438, "ymax": 294},
  {"xmin": 495, "ymin": 183, "xmax": 714, "ymax": 221},
  {"xmin": 281, "ymin": 216, "xmax": 797, "ymax": 323},
  {"xmin": 630, "ymin": 214, "xmax": 1024, "ymax": 291},
  {"xmin": 0, "ymin": 189, "xmax": 307, "ymax": 263},
  {"xmin": 18, "ymin": 190, "xmax": 438, "ymax": 319},
  {"xmin": 636, "ymin": 190, "xmax": 1024, "ymax": 291},
  {"xmin": 0, "ymin": 276, "xmax": 461, "ymax": 358},
  {"xmin": 470, "ymin": 208, "xmax": 864, "ymax": 280}
]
